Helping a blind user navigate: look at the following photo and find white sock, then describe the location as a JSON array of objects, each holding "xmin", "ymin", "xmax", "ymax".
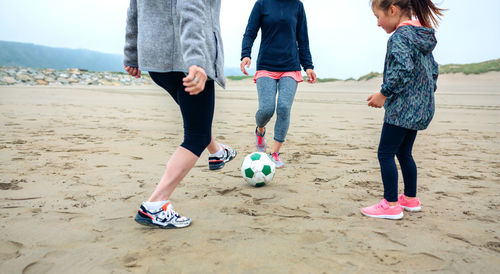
[
  {"xmin": 209, "ymin": 145, "xmax": 224, "ymax": 157},
  {"xmin": 144, "ymin": 200, "xmax": 168, "ymax": 211}
]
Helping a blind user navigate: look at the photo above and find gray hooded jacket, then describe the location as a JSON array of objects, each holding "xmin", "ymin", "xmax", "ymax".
[{"xmin": 124, "ymin": 0, "xmax": 225, "ymax": 88}]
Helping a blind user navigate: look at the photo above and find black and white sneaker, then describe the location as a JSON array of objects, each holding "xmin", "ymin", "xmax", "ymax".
[
  {"xmin": 135, "ymin": 201, "xmax": 191, "ymax": 229},
  {"xmin": 208, "ymin": 144, "xmax": 237, "ymax": 170}
]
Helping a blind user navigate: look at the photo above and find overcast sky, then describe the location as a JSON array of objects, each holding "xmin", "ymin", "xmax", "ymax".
[{"xmin": 1, "ymin": 0, "xmax": 499, "ymax": 79}]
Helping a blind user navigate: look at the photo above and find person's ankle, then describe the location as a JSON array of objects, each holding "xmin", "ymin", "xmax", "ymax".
[
  {"xmin": 144, "ymin": 200, "xmax": 169, "ymax": 211},
  {"xmin": 209, "ymin": 145, "xmax": 224, "ymax": 157},
  {"xmin": 403, "ymin": 194, "xmax": 416, "ymax": 200},
  {"xmin": 388, "ymin": 201, "xmax": 399, "ymax": 206},
  {"xmin": 257, "ymin": 127, "xmax": 265, "ymax": 134}
]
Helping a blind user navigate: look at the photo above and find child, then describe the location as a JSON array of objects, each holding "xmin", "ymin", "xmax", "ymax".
[{"xmin": 362, "ymin": 0, "xmax": 444, "ymax": 219}]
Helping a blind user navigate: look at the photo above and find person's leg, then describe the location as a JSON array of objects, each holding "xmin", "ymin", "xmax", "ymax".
[
  {"xmin": 360, "ymin": 123, "xmax": 407, "ymax": 219},
  {"xmin": 273, "ymin": 76, "xmax": 298, "ymax": 152},
  {"xmin": 377, "ymin": 123, "xmax": 409, "ymax": 203},
  {"xmin": 396, "ymin": 129, "xmax": 418, "ymax": 198},
  {"xmin": 136, "ymin": 72, "xmax": 204, "ymax": 228},
  {"xmin": 148, "ymin": 147, "xmax": 199, "ymax": 202},
  {"xmin": 145, "ymin": 75, "xmax": 213, "ymax": 200},
  {"xmin": 255, "ymin": 77, "xmax": 278, "ymax": 128},
  {"xmin": 149, "ymin": 72, "xmax": 181, "ymax": 104},
  {"xmin": 255, "ymin": 77, "xmax": 278, "ymax": 152}
]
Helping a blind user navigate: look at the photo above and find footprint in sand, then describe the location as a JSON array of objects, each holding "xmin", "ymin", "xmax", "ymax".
[
  {"xmin": 0, "ymin": 240, "xmax": 23, "ymax": 260},
  {"xmin": 43, "ymin": 250, "xmax": 67, "ymax": 259},
  {"xmin": 484, "ymin": 241, "xmax": 500, "ymax": 253},
  {"xmin": 0, "ymin": 179, "xmax": 26, "ymax": 190},
  {"xmin": 22, "ymin": 261, "xmax": 55, "ymax": 274}
]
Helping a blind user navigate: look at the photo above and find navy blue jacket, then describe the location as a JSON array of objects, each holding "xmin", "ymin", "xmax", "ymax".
[{"xmin": 241, "ymin": 0, "xmax": 314, "ymax": 72}]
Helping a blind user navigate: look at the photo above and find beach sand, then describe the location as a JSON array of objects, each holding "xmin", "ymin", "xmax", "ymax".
[{"xmin": 1, "ymin": 72, "xmax": 499, "ymax": 273}]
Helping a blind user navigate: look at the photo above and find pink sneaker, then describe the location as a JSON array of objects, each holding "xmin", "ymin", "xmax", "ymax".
[
  {"xmin": 361, "ymin": 199, "xmax": 403, "ymax": 220},
  {"xmin": 270, "ymin": 152, "xmax": 284, "ymax": 168},
  {"xmin": 255, "ymin": 127, "xmax": 266, "ymax": 152},
  {"xmin": 398, "ymin": 194, "xmax": 421, "ymax": 212}
]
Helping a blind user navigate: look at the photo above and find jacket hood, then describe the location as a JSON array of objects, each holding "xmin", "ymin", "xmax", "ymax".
[{"xmin": 401, "ymin": 26, "xmax": 437, "ymax": 55}]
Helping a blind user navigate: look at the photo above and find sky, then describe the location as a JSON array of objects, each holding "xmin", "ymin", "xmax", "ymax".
[{"xmin": 1, "ymin": 0, "xmax": 499, "ymax": 79}]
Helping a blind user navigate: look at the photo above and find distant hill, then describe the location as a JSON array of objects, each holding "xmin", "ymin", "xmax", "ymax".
[
  {"xmin": 0, "ymin": 40, "xmax": 252, "ymax": 75},
  {"xmin": 355, "ymin": 59, "xmax": 500, "ymax": 82},
  {"xmin": 0, "ymin": 40, "xmax": 123, "ymax": 72},
  {"xmin": 439, "ymin": 59, "xmax": 500, "ymax": 75}
]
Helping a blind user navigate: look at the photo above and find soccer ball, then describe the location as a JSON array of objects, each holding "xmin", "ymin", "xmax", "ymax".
[{"xmin": 241, "ymin": 152, "xmax": 276, "ymax": 187}]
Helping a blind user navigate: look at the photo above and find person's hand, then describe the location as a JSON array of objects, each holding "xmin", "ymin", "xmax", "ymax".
[
  {"xmin": 183, "ymin": 65, "xmax": 208, "ymax": 95},
  {"xmin": 124, "ymin": 65, "xmax": 141, "ymax": 78},
  {"xmin": 240, "ymin": 57, "xmax": 251, "ymax": 75},
  {"xmin": 367, "ymin": 92, "xmax": 387, "ymax": 108},
  {"xmin": 306, "ymin": 69, "xmax": 317, "ymax": 84}
]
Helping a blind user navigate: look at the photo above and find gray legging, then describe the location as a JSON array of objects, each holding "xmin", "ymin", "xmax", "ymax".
[{"xmin": 255, "ymin": 76, "xmax": 298, "ymax": 143}]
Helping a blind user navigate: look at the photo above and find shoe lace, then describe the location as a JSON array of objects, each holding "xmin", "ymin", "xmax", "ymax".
[
  {"xmin": 377, "ymin": 200, "xmax": 389, "ymax": 209},
  {"xmin": 158, "ymin": 206, "xmax": 180, "ymax": 220}
]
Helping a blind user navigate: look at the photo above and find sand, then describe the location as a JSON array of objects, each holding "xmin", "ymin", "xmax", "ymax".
[{"xmin": 1, "ymin": 72, "xmax": 499, "ymax": 273}]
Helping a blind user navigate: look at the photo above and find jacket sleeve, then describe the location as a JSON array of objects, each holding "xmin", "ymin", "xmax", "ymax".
[
  {"xmin": 296, "ymin": 2, "xmax": 314, "ymax": 71},
  {"xmin": 123, "ymin": 0, "xmax": 138, "ymax": 67},
  {"xmin": 380, "ymin": 35, "xmax": 414, "ymax": 97},
  {"xmin": 177, "ymin": 0, "xmax": 207, "ymax": 70},
  {"xmin": 241, "ymin": 1, "xmax": 262, "ymax": 60}
]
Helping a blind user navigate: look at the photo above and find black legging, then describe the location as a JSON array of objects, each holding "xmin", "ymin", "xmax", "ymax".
[
  {"xmin": 378, "ymin": 123, "xmax": 418, "ymax": 202},
  {"xmin": 149, "ymin": 72, "xmax": 214, "ymax": 157}
]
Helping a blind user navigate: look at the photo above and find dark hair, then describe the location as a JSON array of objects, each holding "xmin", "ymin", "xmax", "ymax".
[{"xmin": 371, "ymin": 0, "xmax": 445, "ymax": 28}]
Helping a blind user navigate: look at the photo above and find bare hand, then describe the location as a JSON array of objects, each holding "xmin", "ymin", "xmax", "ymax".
[
  {"xmin": 306, "ymin": 69, "xmax": 317, "ymax": 84},
  {"xmin": 367, "ymin": 92, "xmax": 387, "ymax": 108},
  {"xmin": 183, "ymin": 65, "xmax": 207, "ymax": 95},
  {"xmin": 124, "ymin": 65, "xmax": 141, "ymax": 78},
  {"xmin": 240, "ymin": 57, "xmax": 251, "ymax": 75}
]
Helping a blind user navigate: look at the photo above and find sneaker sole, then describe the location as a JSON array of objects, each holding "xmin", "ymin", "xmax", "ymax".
[
  {"xmin": 361, "ymin": 211, "xmax": 404, "ymax": 220},
  {"xmin": 209, "ymin": 163, "xmax": 224, "ymax": 170},
  {"xmin": 401, "ymin": 206, "xmax": 421, "ymax": 212},
  {"xmin": 134, "ymin": 213, "xmax": 191, "ymax": 229}
]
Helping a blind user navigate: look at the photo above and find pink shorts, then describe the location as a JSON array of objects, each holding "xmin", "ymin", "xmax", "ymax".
[{"xmin": 253, "ymin": 70, "xmax": 303, "ymax": 83}]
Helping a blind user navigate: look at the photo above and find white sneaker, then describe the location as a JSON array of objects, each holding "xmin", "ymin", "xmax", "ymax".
[
  {"xmin": 208, "ymin": 143, "xmax": 237, "ymax": 170},
  {"xmin": 135, "ymin": 201, "xmax": 191, "ymax": 229}
]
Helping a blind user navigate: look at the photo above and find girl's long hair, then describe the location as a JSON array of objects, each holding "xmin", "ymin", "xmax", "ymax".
[{"xmin": 371, "ymin": 0, "xmax": 445, "ymax": 28}]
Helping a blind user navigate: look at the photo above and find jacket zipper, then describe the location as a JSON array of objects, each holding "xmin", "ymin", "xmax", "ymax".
[{"xmin": 213, "ymin": 32, "xmax": 218, "ymax": 78}]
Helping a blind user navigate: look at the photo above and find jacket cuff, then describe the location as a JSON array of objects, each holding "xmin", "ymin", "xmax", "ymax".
[
  {"xmin": 380, "ymin": 84, "xmax": 392, "ymax": 97},
  {"xmin": 124, "ymin": 62, "xmax": 138, "ymax": 68},
  {"xmin": 186, "ymin": 59, "xmax": 206, "ymax": 71}
]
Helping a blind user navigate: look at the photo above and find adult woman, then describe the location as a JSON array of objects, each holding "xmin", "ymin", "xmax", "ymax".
[
  {"xmin": 241, "ymin": 0, "xmax": 317, "ymax": 168},
  {"xmin": 124, "ymin": 0, "xmax": 236, "ymax": 229}
]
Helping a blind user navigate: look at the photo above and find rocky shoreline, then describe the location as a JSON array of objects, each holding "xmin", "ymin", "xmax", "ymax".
[{"xmin": 0, "ymin": 67, "xmax": 154, "ymax": 86}]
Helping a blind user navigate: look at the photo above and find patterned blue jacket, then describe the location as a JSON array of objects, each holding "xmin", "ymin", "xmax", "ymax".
[{"xmin": 381, "ymin": 25, "xmax": 439, "ymax": 130}]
